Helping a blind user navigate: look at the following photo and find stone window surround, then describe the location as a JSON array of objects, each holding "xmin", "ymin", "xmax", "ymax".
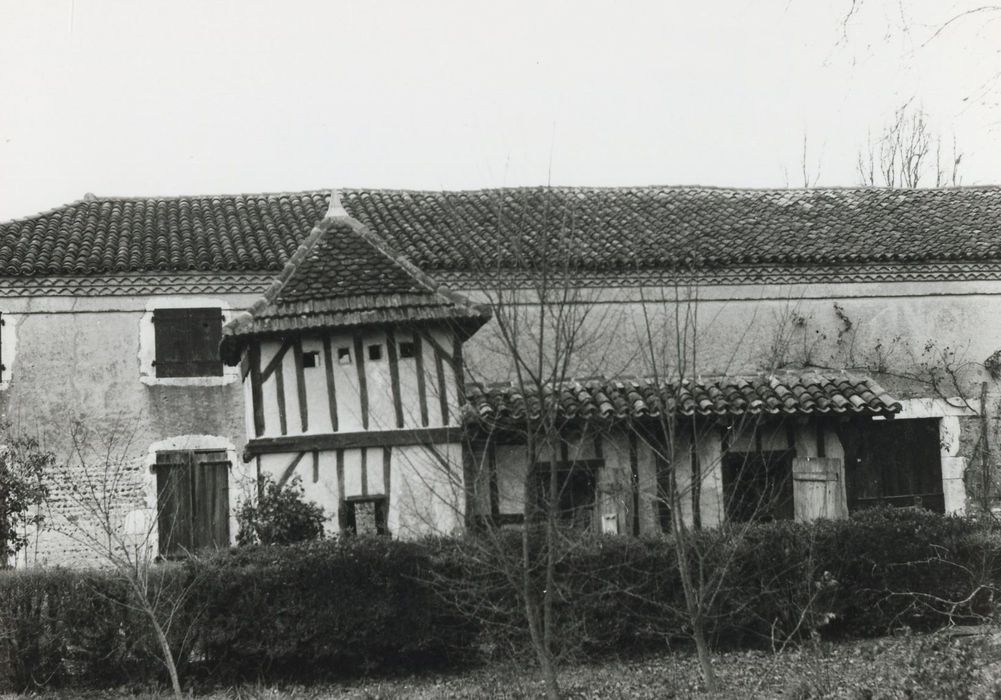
[
  {"xmin": 138, "ymin": 296, "xmax": 239, "ymax": 387},
  {"xmin": 0, "ymin": 311, "xmax": 16, "ymax": 391},
  {"xmin": 877, "ymin": 397, "xmax": 970, "ymax": 516},
  {"xmin": 130, "ymin": 434, "xmax": 243, "ymax": 558}
]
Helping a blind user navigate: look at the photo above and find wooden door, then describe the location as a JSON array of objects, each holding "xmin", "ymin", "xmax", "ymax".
[{"xmin": 792, "ymin": 457, "xmax": 847, "ymax": 522}]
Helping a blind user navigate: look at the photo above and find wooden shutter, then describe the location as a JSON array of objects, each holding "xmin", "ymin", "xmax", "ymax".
[
  {"xmin": 156, "ymin": 452, "xmax": 194, "ymax": 557},
  {"xmin": 792, "ymin": 457, "xmax": 847, "ymax": 522},
  {"xmin": 192, "ymin": 452, "xmax": 230, "ymax": 549},
  {"xmin": 156, "ymin": 450, "xmax": 230, "ymax": 557},
  {"xmin": 153, "ymin": 308, "xmax": 224, "ymax": 378}
]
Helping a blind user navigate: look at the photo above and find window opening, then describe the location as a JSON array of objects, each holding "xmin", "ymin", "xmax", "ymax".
[
  {"xmin": 722, "ymin": 449, "xmax": 794, "ymax": 523},
  {"xmin": 534, "ymin": 460, "xmax": 599, "ymax": 529},
  {"xmin": 343, "ymin": 497, "xmax": 388, "ymax": 536}
]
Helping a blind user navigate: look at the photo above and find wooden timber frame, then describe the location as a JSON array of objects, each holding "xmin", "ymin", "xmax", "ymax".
[{"xmin": 243, "ymin": 321, "xmax": 467, "ymax": 439}]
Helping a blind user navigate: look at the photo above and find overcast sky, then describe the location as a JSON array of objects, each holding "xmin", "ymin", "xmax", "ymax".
[{"xmin": 0, "ymin": 1, "xmax": 998, "ymax": 220}]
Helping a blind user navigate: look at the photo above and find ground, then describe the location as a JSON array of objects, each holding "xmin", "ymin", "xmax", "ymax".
[{"xmin": 5, "ymin": 630, "xmax": 1001, "ymax": 699}]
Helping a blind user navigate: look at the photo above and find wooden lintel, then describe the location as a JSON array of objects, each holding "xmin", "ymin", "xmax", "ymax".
[{"xmin": 244, "ymin": 427, "xmax": 459, "ymax": 457}]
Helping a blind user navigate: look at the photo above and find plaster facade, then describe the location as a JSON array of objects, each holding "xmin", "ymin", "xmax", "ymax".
[
  {"xmin": 455, "ymin": 276, "xmax": 1001, "ymax": 516},
  {"xmin": 2, "ymin": 290, "xmax": 259, "ymax": 566}
]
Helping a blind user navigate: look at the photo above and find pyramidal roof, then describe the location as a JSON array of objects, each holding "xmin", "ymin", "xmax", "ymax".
[{"xmin": 220, "ymin": 191, "xmax": 490, "ymax": 363}]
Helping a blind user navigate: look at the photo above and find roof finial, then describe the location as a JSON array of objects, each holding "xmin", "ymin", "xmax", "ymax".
[{"xmin": 326, "ymin": 188, "xmax": 347, "ymax": 219}]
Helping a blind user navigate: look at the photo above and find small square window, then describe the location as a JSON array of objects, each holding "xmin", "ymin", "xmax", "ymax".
[
  {"xmin": 399, "ymin": 341, "xmax": 416, "ymax": 359},
  {"xmin": 337, "ymin": 347, "xmax": 352, "ymax": 365},
  {"xmin": 302, "ymin": 351, "xmax": 319, "ymax": 368},
  {"xmin": 343, "ymin": 497, "xmax": 388, "ymax": 536},
  {"xmin": 368, "ymin": 344, "xmax": 383, "ymax": 361}
]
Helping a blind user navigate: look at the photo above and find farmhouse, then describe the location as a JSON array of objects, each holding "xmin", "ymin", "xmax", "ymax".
[{"xmin": 1, "ymin": 186, "xmax": 999, "ymax": 563}]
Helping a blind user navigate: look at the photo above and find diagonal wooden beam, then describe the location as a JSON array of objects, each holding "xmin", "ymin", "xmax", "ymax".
[
  {"xmin": 261, "ymin": 340, "xmax": 292, "ymax": 382},
  {"xmin": 276, "ymin": 451, "xmax": 307, "ymax": 489}
]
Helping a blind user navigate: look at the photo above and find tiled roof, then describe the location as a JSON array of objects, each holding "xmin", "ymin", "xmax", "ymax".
[
  {"xmin": 0, "ymin": 192, "xmax": 328, "ymax": 275},
  {"xmin": 220, "ymin": 205, "xmax": 490, "ymax": 363},
  {"xmin": 340, "ymin": 186, "xmax": 1001, "ymax": 273},
  {"xmin": 464, "ymin": 373, "xmax": 901, "ymax": 425},
  {"xmin": 4, "ymin": 186, "xmax": 1001, "ymax": 277}
]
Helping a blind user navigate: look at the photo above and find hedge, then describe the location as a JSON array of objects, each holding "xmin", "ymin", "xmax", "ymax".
[{"xmin": 0, "ymin": 508, "xmax": 998, "ymax": 691}]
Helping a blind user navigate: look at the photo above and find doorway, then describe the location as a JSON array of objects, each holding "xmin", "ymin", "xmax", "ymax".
[{"xmin": 842, "ymin": 418, "xmax": 944, "ymax": 513}]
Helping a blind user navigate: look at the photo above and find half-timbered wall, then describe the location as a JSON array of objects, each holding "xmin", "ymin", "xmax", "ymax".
[
  {"xmin": 256, "ymin": 442, "xmax": 463, "ymax": 537},
  {"xmin": 246, "ymin": 326, "xmax": 460, "ymax": 440},
  {"xmin": 244, "ymin": 324, "xmax": 467, "ymax": 536}
]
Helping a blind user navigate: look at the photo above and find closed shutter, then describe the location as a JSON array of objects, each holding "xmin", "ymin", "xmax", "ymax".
[
  {"xmin": 153, "ymin": 308, "xmax": 224, "ymax": 378},
  {"xmin": 156, "ymin": 452, "xmax": 194, "ymax": 557},
  {"xmin": 193, "ymin": 454, "xmax": 230, "ymax": 550},
  {"xmin": 155, "ymin": 450, "xmax": 230, "ymax": 557}
]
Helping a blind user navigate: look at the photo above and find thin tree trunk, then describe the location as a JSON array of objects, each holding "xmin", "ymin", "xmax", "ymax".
[
  {"xmin": 691, "ymin": 614, "xmax": 718, "ymax": 692},
  {"xmin": 669, "ymin": 445, "xmax": 718, "ymax": 692},
  {"xmin": 521, "ymin": 443, "xmax": 561, "ymax": 700},
  {"xmin": 979, "ymin": 381, "xmax": 992, "ymax": 512},
  {"xmin": 690, "ymin": 439, "xmax": 701, "ymax": 531},
  {"xmin": 149, "ymin": 611, "xmax": 182, "ymax": 699},
  {"xmin": 543, "ymin": 445, "xmax": 560, "ymax": 700}
]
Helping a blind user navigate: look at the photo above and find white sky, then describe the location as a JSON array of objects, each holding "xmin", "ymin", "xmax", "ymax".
[{"xmin": 0, "ymin": 0, "xmax": 999, "ymax": 221}]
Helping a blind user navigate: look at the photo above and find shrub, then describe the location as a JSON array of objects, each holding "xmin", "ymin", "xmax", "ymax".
[
  {"xmin": 0, "ymin": 507, "xmax": 997, "ymax": 690},
  {"xmin": 183, "ymin": 537, "xmax": 477, "ymax": 681},
  {"xmin": 0, "ymin": 567, "xmax": 175, "ymax": 691},
  {"xmin": 0, "ymin": 430, "xmax": 53, "ymax": 563},
  {"xmin": 235, "ymin": 474, "xmax": 326, "ymax": 546}
]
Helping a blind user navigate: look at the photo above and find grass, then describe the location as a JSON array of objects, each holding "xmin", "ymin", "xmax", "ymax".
[{"xmin": 5, "ymin": 629, "xmax": 1001, "ymax": 699}]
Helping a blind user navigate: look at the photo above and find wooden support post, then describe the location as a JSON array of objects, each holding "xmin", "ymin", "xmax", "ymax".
[
  {"xmin": 322, "ymin": 334, "xmax": 339, "ymax": 432},
  {"xmin": 354, "ymin": 334, "xmax": 369, "ymax": 429}
]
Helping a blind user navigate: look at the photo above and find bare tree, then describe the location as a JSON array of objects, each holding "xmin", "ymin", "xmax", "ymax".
[
  {"xmin": 51, "ymin": 420, "xmax": 200, "ymax": 700},
  {"xmin": 839, "ymin": 2, "xmax": 1001, "ymax": 50},
  {"xmin": 619, "ymin": 275, "xmax": 819, "ymax": 690},
  {"xmin": 857, "ymin": 102, "xmax": 963, "ymax": 188}
]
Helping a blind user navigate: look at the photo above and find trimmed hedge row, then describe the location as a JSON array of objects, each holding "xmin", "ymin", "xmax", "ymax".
[{"xmin": 0, "ymin": 508, "xmax": 998, "ymax": 690}]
